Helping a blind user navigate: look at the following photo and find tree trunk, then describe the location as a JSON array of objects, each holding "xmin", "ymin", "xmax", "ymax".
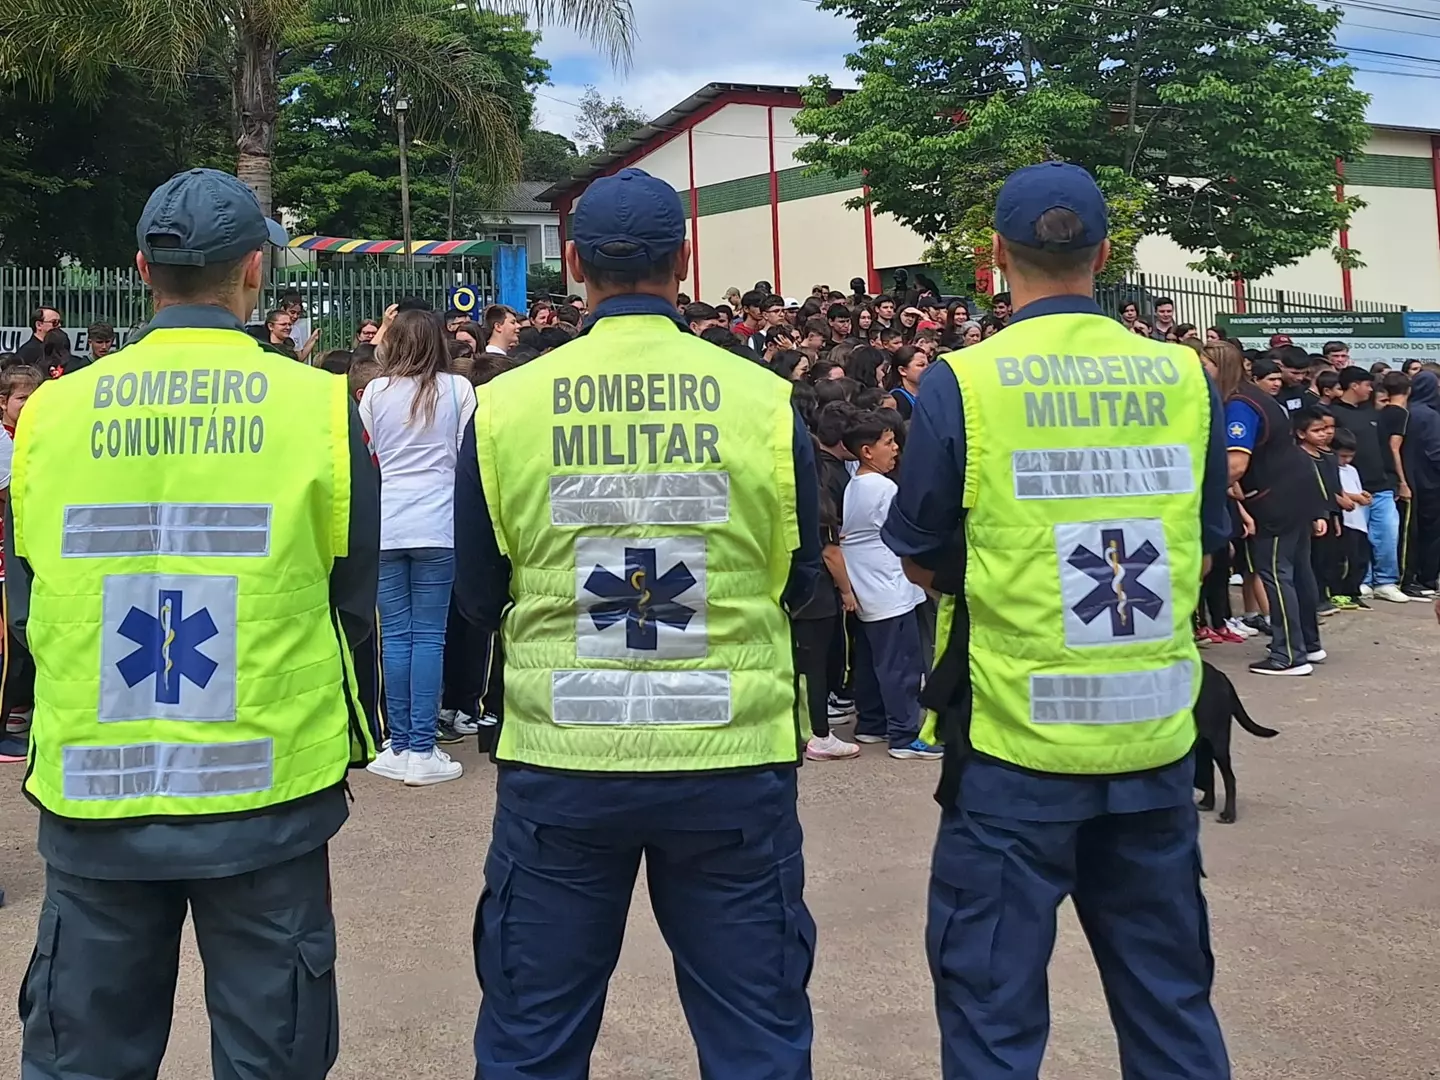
[{"xmin": 235, "ymin": 10, "xmax": 279, "ymax": 220}]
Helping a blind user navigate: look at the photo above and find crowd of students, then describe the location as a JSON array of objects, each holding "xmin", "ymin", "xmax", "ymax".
[{"xmin": 2, "ymin": 281, "xmax": 1432, "ymax": 774}]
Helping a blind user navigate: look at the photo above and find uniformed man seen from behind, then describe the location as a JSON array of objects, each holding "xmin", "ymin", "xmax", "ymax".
[
  {"xmin": 453, "ymin": 167, "xmax": 822, "ymax": 1079},
  {"xmin": 10, "ymin": 167, "xmax": 379, "ymax": 1080},
  {"xmin": 882, "ymin": 163, "xmax": 1233, "ymax": 1080}
]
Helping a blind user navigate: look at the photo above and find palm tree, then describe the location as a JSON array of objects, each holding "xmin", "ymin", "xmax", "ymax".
[{"xmin": 0, "ymin": 0, "xmax": 632, "ymax": 218}]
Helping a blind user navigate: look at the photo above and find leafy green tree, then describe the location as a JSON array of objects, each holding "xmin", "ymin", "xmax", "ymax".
[
  {"xmin": 275, "ymin": 10, "xmax": 546, "ymax": 239},
  {"xmin": 572, "ymin": 84, "xmax": 646, "ymax": 157},
  {"xmin": 522, "ymin": 128, "xmax": 582, "ymax": 182},
  {"xmin": 0, "ymin": 73, "xmax": 231, "ymax": 263},
  {"xmin": 795, "ymin": 0, "xmax": 1370, "ymax": 283},
  {"xmin": 0, "ymin": 0, "xmax": 634, "ymax": 220}
]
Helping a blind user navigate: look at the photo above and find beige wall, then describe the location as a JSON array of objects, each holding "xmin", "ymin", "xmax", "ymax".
[
  {"xmin": 1348, "ymin": 186, "xmax": 1440, "ymax": 308},
  {"xmin": 869, "ymin": 209, "xmax": 927, "ymax": 271},
  {"xmin": 694, "ymin": 206, "xmax": 773, "ymax": 307},
  {"xmin": 632, "ymin": 132, "xmax": 691, "ymax": 195},
  {"xmin": 1363, "ymin": 129, "xmax": 1431, "ymax": 158},
  {"xmin": 691, "ymin": 104, "xmax": 770, "ymax": 186},
  {"xmin": 779, "ymin": 193, "xmax": 868, "ymax": 298}
]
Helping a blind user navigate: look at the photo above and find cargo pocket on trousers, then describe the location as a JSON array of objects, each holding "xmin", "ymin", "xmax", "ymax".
[
  {"xmin": 291, "ymin": 925, "xmax": 339, "ymax": 1077},
  {"xmin": 927, "ymin": 834, "xmax": 1005, "ymax": 1003},
  {"xmin": 17, "ymin": 900, "xmax": 60, "ymax": 1064},
  {"xmin": 472, "ymin": 860, "xmax": 516, "ymax": 999},
  {"xmin": 780, "ymin": 855, "xmax": 817, "ymax": 990}
]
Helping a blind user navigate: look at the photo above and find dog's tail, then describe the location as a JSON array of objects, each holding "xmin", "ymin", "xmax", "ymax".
[{"xmin": 1230, "ymin": 686, "xmax": 1279, "ymax": 738}]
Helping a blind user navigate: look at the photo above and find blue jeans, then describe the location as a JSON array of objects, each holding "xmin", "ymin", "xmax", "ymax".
[
  {"xmin": 378, "ymin": 548, "xmax": 455, "ymax": 754},
  {"xmin": 1363, "ymin": 489, "xmax": 1400, "ymax": 587}
]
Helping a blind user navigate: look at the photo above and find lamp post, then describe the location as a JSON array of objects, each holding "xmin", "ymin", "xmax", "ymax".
[{"xmin": 395, "ymin": 96, "xmax": 413, "ymax": 272}]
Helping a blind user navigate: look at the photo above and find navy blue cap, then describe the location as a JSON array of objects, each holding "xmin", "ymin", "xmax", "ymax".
[
  {"xmin": 137, "ymin": 168, "xmax": 288, "ymax": 266},
  {"xmin": 572, "ymin": 168, "xmax": 685, "ymax": 269},
  {"xmin": 994, "ymin": 162, "xmax": 1108, "ymax": 251}
]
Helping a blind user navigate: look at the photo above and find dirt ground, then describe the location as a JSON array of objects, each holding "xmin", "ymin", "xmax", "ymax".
[{"xmin": 0, "ymin": 599, "xmax": 1437, "ymax": 1078}]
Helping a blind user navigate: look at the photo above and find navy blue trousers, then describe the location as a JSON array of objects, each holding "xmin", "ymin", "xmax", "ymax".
[
  {"xmin": 928, "ymin": 802, "xmax": 1230, "ymax": 1079},
  {"xmin": 473, "ymin": 799, "xmax": 815, "ymax": 1079},
  {"xmin": 852, "ymin": 609, "xmax": 923, "ymax": 748}
]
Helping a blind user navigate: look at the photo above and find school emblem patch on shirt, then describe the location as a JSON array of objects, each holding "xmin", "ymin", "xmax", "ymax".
[
  {"xmin": 575, "ymin": 537, "xmax": 708, "ymax": 659},
  {"xmin": 1055, "ymin": 520, "xmax": 1172, "ymax": 647},
  {"xmin": 99, "ymin": 574, "xmax": 239, "ymax": 722},
  {"xmin": 1228, "ymin": 421, "xmax": 1247, "ymax": 440}
]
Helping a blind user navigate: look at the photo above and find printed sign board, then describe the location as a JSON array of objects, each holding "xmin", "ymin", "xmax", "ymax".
[
  {"xmin": 1215, "ymin": 312, "xmax": 1440, "ymax": 368},
  {"xmin": 0, "ymin": 326, "xmax": 132, "ymax": 356}
]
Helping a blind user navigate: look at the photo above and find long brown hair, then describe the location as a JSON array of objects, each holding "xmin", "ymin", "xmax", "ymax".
[
  {"xmin": 1205, "ymin": 340, "xmax": 1246, "ymax": 400},
  {"xmin": 377, "ymin": 309, "xmax": 449, "ymax": 424}
]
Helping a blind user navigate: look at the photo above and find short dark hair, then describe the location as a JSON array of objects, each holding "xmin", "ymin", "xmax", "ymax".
[
  {"xmin": 539, "ymin": 326, "xmax": 572, "ymax": 352},
  {"xmin": 1315, "ymin": 369, "xmax": 1340, "ymax": 393},
  {"xmin": 802, "ymin": 317, "xmax": 829, "ymax": 340},
  {"xmin": 554, "ymin": 304, "xmax": 580, "ymax": 327},
  {"xmin": 1273, "ymin": 345, "xmax": 1310, "ymax": 371},
  {"xmin": 816, "ymin": 377, "xmax": 859, "ymax": 407},
  {"xmin": 279, "ymin": 288, "xmax": 303, "ymax": 305},
  {"xmin": 765, "ymin": 326, "xmax": 796, "ymax": 348},
  {"xmin": 1369, "ymin": 361, "xmax": 1390, "ymax": 377},
  {"xmin": 1291, "ymin": 404, "xmax": 1329, "ymax": 432},
  {"xmin": 87, "ymin": 322, "xmax": 115, "ymax": 344},
  {"xmin": 396, "ymin": 296, "xmax": 434, "ymax": 313},
  {"xmin": 351, "ymin": 343, "xmax": 377, "ymax": 364},
  {"xmin": 676, "ymin": 292, "xmax": 692, "ymax": 307},
  {"xmin": 683, "ymin": 301, "xmax": 719, "ymax": 325},
  {"xmin": 145, "ymin": 258, "xmax": 247, "ymax": 303},
  {"xmin": 827, "ymin": 304, "xmax": 852, "ymax": 322},
  {"xmin": 578, "ymin": 246, "xmax": 682, "ymax": 293},
  {"xmin": 814, "ymin": 401, "xmax": 859, "ymax": 446},
  {"xmin": 1154, "ymin": 296, "xmax": 1175, "ymax": 309},
  {"xmin": 1382, "ymin": 371, "xmax": 1411, "ymax": 396},
  {"xmin": 1338, "ymin": 365, "xmax": 1374, "ymax": 391},
  {"xmin": 878, "ymin": 325, "xmax": 903, "ymax": 344},
  {"xmin": 1331, "ymin": 425, "xmax": 1358, "ymax": 452},
  {"xmin": 1322, "ymin": 340, "xmax": 1349, "ymax": 355},
  {"xmin": 444, "ymin": 307, "xmax": 465, "ymax": 322},
  {"xmin": 841, "ymin": 410, "xmax": 893, "ymax": 459},
  {"xmin": 992, "ymin": 291, "xmax": 1012, "ymax": 306},
  {"xmin": 483, "ymin": 304, "xmax": 516, "ymax": 338},
  {"xmin": 30, "ymin": 306, "xmax": 58, "ymax": 327},
  {"xmin": 741, "ymin": 289, "xmax": 766, "ymax": 311},
  {"xmin": 762, "ymin": 295, "xmax": 786, "ymax": 312},
  {"xmin": 348, "ymin": 357, "xmax": 381, "ymax": 399},
  {"xmin": 700, "ymin": 325, "xmax": 743, "ymax": 351},
  {"xmin": 1001, "ymin": 209, "xmax": 1100, "ymax": 276},
  {"xmin": 318, "ymin": 349, "xmax": 352, "ymax": 375}
]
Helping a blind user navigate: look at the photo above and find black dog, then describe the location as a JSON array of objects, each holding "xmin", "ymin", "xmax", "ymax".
[{"xmin": 1194, "ymin": 661, "xmax": 1278, "ymax": 823}]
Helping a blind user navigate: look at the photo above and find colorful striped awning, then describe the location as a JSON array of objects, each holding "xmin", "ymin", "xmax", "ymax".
[{"xmin": 287, "ymin": 236, "xmax": 498, "ymax": 256}]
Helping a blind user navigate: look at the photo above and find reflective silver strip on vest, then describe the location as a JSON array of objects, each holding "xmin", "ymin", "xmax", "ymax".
[
  {"xmin": 550, "ymin": 473, "xmax": 729, "ymax": 526},
  {"xmin": 1030, "ymin": 661, "xmax": 1194, "ymax": 725},
  {"xmin": 1012, "ymin": 446, "xmax": 1194, "ymax": 500},
  {"xmin": 552, "ymin": 670, "xmax": 732, "ymax": 725},
  {"xmin": 63, "ymin": 503, "xmax": 272, "ymax": 557},
  {"xmin": 61, "ymin": 739, "xmax": 274, "ymax": 801}
]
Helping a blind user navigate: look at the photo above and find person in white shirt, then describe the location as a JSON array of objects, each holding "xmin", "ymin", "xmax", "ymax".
[
  {"xmin": 839, "ymin": 413, "xmax": 941, "ymax": 760},
  {"xmin": 358, "ymin": 309, "xmax": 477, "ymax": 786},
  {"xmin": 1334, "ymin": 428, "xmax": 1373, "ymax": 606},
  {"xmin": 483, "ymin": 304, "xmax": 519, "ymax": 355}
]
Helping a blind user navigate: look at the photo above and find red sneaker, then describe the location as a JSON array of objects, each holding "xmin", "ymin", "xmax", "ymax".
[{"xmin": 1215, "ymin": 627, "xmax": 1246, "ymax": 644}]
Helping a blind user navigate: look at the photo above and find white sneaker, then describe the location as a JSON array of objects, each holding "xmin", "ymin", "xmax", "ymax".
[
  {"xmin": 404, "ymin": 747, "xmax": 463, "ymax": 786},
  {"xmin": 1226, "ymin": 618, "xmax": 1258, "ymax": 639},
  {"xmin": 450, "ymin": 712, "xmax": 480, "ymax": 736},
  {"xmin": 366, "ymin": 746, "xmax": 408, "ymax": 781},
  {"xmin": 1373, "ymin": 584, "xmax": 1410, "ymax": 604},
  {"xmin": 1307, "ymin": 649, "xmax": 1327, "ymax": 663},
  {"xmin": 805, "ymin": 733, "xmax": 861, "ymax": 760},
  {"xmin": 1360, "ymin": 584, "xmax": 1374, "ymax": 597},
  {"xmin": 438, "ymin": 708, "xmax": 457, "ymax": 724}
]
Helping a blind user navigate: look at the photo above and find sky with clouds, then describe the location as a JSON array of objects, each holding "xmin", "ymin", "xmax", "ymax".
[{"xmin": 528, "ymin": 0, "xmax": 1440, "ymax": 141}]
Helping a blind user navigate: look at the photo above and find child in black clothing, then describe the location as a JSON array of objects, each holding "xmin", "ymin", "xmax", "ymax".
[{"xmin": 1295, "ymin": 406, "xmax": 1343, "ymax": 613}]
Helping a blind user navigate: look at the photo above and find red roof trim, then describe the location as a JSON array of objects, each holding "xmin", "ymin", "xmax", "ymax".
[{"xmin": 540, "ymin": 86, "xmax": 809, "ymax": 205}]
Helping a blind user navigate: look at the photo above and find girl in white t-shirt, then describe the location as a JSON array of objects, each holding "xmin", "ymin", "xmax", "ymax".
[{"xmin": 359, "ymin": 310, "xmax": 476, "ymax": 787}]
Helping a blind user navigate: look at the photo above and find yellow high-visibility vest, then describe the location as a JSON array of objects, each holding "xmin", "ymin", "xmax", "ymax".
[
  {"xmin": 923, "ymin": 313, "xmax": 1209, "ymax": 774},
  {"xmin": 15, "ymin": 325, "xmax": 374, "ymax": 820},
  {"xmin": 474, "ymin": 315, "xmax": 803, "ymax": 772}
]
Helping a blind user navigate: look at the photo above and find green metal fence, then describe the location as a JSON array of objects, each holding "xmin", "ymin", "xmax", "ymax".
[
  {"xmin": 1, "ymin": 262, "xmax": 495, "ymax": 353},
  {"xmin": 1095, "ymin": 272, "xmax": 1395, "ymax": 332}
]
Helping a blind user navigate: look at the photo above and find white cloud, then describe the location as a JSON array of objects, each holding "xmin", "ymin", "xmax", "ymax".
[{"xmin": 526, "ymin": 0, "xmax": 1440, "ymax": 139}]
